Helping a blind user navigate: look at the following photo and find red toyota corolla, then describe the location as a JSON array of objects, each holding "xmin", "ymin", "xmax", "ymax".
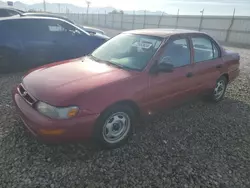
[{"xmin": 12, "ymin": 29, "xmax": 240, "ymax": 148}]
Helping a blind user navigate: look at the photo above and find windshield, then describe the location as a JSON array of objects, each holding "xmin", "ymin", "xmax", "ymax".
[{"xmin": 91, "ymin": 33, "xmax": 163, "ymax": 71}]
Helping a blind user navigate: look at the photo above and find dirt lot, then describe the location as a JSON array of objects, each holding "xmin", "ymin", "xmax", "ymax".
[{"xmin": 0, "ymin": 28, "xmax": 250, "ymax": 188}]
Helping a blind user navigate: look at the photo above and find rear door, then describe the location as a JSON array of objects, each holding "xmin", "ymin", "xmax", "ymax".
[
  {"xmin": 147, "ymin": 35, "xmax": 197, "ymax": 113},
  {"xmin": 7, "ymin": 19, "xmax": 59, "ymax": 68},
  {"xmin": 44, "ymin": 19, "xmax": 91, "ymax": 60},
  {"xmin": 190, "ymin": 34, "xmax": 223, "ymax": 93}
]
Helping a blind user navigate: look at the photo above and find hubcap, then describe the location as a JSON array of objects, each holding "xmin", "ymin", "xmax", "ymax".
[
  {"xmin": 214, "ymin": 80, "xmax": 225, "ymax": 100},
  {"xmin": 102, "ymin": 112, "xmax": 130, "ymax": 144}
]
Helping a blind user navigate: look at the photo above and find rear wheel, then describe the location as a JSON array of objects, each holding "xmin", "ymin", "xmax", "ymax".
[
  {"xmin": 93, "ymin": 105, "xmax": 135, "ymax": 149},
  {"xmin": 210, "ymin": 76, "xmax": 228, "ymax": 102}
]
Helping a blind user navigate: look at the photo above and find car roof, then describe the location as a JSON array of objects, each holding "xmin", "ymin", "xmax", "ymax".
[
  {"xmin": 0, "ymin": 7, "xmax": 24, "ymax": 13},
  {"xmin": 22, "ymin": 12, "xmax": 58, "ymax": 16},
  {"xmin": 0, "ymin": 16, "xmax": 70, "ymax": 22},
  {"xmin": 22, "ymin": 12, "xmax": 65, "ymax": 18},
  {"xmin": 123, "ymin": 28, "xmax": 205, "ymax": 38},
  {"xmin": 0, "ymin": 16, "xmax": 91, "ymax": 35},
  {"xmin": 20, "ymin": 13, "xmax": 74, "ymax": 23}
]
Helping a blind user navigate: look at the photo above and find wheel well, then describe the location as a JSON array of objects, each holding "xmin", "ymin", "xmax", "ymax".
[
  {"xmin": 106, "ymin": 100, "xmax": 140, "ymax": 117},
  {"xmin": 221, "ymin": 73, "xmax": 229, "ymax": 82}
]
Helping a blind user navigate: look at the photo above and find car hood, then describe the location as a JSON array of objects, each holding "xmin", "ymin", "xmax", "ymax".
[
  {"xmin": 92, "ymin": 32, "xmax": 110, "ymax": 40},
  {"xmin": 76, "ymin": 24, "xmax": 109, "ymax": 39},
  {"xmin": 22, "ymin": 57, "xmax": 136, "ymax": 105},
  {"xmin": 83, "ymin": 26, "xmax": 104, "ymax": 33}
]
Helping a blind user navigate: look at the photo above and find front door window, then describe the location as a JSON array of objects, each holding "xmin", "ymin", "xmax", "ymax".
[{"xmin": 159, "ymin": 38, "xmax": 191, "ymax": 68}]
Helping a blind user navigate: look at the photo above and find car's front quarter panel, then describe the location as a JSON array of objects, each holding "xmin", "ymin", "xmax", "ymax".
[
  {"xmin": 12, "ymin": 85, "xmax": 98, "ymax": 142},
  {"xmin": 72, "ymin": 72, "xmax": 149, "ymax": 116}
]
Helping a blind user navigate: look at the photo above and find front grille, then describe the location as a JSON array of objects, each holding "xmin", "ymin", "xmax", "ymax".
[{"xmin": 17, "ymin": 84, "xmax": 36, "ymax": 105}]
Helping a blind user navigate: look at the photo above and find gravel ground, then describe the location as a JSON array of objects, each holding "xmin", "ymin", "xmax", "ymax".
[{"xmin": 1, "ymin": 32, "xmax": 250, "ymax": 187}]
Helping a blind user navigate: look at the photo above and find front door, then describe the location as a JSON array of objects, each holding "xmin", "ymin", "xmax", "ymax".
[
  {"xmin": 46, "ymin": 20, "xmax": 89, "ymax": 60},
  {"xmin": 146, "ymin": 36, "xmax": 196, "ymax": 114},
  {"xmin": 10, "ymin": 19, "xmax": 59, "ymax": 68}
]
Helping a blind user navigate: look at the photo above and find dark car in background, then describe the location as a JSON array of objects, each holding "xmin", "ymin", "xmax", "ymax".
[
  {"xmin": 0, "ymin": 16, "xmax": 109, "ymax": 73},
  {"xmin": 20, "ymin": 12, "xmax": 106, "ymax": 35},
  {"xmin": 0, "ymin": 7, "xmax": 25, "ymax": 17}
]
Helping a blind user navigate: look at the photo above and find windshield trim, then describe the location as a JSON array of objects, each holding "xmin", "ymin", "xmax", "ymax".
[{"xmin": 144, "ymin": 36, "xmax": 170, "ymax": 72}]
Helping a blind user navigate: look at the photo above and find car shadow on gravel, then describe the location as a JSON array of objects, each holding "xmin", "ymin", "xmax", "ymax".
[
  {"xmin": 1, "ymin": 96, "xmax": 250, "ymax": 187},
  {"xmin": 6, "ymin": 97, "xmax": 250, "ymax": 157}
]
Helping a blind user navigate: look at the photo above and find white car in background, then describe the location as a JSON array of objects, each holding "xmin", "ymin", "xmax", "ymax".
[
  {"xmin": 81, "ymin": 25, "xmax": 106, "ymax": 35},
  {"xmin": 0, "ymin": 7, "xmax": 25, "ymax": 17}
]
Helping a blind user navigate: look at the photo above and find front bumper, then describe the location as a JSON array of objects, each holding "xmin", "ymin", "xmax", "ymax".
[{"xmin": 12, "ymin": 87, "xmax": 99, "ymax": 143}]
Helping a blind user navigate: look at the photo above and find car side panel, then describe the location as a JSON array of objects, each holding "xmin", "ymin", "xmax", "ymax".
[
  {"xmin": 188, "ymin": 34, "xmax": 227, "ymax": 94},
  {"xmin": 0, "ymin": 22, "xmax": 23, "ymax": 65},
  {"xmin": 191, "ymin": 58, "xmax": 224, "ymax": 94},
  {"xmin": 222, "ymin": 49, "xmax": 240, "ymax": 83},
  {"xmin": 146, "ymin": 65, "xmax": 198, "ymax": 113}
]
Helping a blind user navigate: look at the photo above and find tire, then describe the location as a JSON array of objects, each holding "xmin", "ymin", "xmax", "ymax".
[
  {"xmin": 93, "ymin": 104, "xmax": 135, "ymax": 149},
  {"xmin": 210, "ymin": 76, "xmax": 228, "ymax": 102}
]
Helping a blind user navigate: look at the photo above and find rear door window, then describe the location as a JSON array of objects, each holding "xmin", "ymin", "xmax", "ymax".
[
  {"xmin": 5, "ymin": 19, "xmax": 53, "ymax": 40},
  {"xmin": 191, "ymin": 36, "xmax": 220, "ymax": 63}
]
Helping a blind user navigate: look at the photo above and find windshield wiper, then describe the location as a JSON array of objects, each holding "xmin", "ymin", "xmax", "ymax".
[
  {"xmin": 88, "ymin": 55, "xmax": 138, "ymax": 71},
  {"xmin": 102, "ymin": 60, "xmax": 136, "ymax": 71}
]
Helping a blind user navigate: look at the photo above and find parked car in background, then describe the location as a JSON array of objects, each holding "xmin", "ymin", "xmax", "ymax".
[
  {"xmin": 81, "ymin": 25, "xmax": 106, "ymax": 35},
  {"xmin": 0, "ymin": 7, "xmax": 25, "ymax": 17},
  {"xmin": 0, "ymin": 16, "xmax": 109, "ymax": 72},
  {"xmin": 12, "ymin": 29, "xmax": 240, "ymax": 148},
  {"xmin": 20, "ymin": 12, "xmax": 106, "ymax": 35}
]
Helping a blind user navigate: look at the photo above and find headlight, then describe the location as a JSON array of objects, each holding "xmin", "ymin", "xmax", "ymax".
[{"xmin": 36, "ymin": 101, "xmax": 79, "ymax": 119}]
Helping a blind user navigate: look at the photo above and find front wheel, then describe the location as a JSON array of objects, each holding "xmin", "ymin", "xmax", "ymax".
[
  {"xmin": 210, "ymin": 76, "xmax": 228, "ymax": 102},
  {"xmin": 93, "ymin": 105, "xmax": 135, "ymax": 149}
]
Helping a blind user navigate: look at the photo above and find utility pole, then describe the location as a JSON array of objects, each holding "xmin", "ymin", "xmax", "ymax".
[
  {"xmin": 58, "ymin": 3, "xmax": 61, "ymax": 13},
  {"xmin": 86, "ymin": 1, "xmax": 91, "ymax": 24},
  {"xmin": 175, "ymin": 9, "xmax": 179, "ymax": 29},
  {"xmin": 43, "ymin": 0, "xmax": 46, "ymax": 12},
  {"xmin": 199, "ymin": 8, "xmax": 204, "ymax": 31}
]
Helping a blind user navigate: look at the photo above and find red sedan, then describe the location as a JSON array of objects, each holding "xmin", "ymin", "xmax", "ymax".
[{"xmin": 12, "ymin": 29, "xmax": 240, "ymax": 148}]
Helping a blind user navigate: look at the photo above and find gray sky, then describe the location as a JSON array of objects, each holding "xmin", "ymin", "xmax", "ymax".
[{"xmin": 3, "ymin": 0, "xmax": 250, "ymax": 15}]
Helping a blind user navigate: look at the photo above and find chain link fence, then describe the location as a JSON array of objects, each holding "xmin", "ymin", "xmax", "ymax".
[{"xmin": 59, "ymin": 9, "xmax": 250, "ymax": 47}]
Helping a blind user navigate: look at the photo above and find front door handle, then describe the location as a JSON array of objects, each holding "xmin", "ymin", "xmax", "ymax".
[
  {"xmin": 216, "ymin": 64, "xmax": 223, "ymax": 68},
  {"xmin": 186, "ymin": 72, "xmax": 193, "ymax": 78}
]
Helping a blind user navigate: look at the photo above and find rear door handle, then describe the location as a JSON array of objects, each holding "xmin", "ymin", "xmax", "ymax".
[
  {"xmin": 216, "ymin": 64, "xmax": 223, "ymax": 68},
  {"xmin": 186, "ymin": 72, "xmax": 193, "ymax": 78}
]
